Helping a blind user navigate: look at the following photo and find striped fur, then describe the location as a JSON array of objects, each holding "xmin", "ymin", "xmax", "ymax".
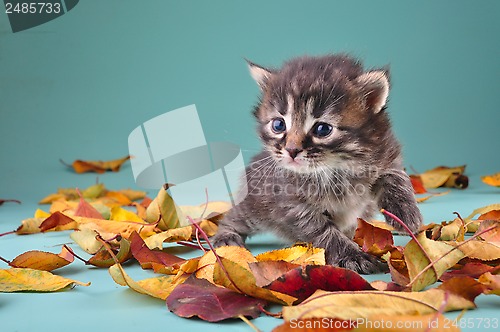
[{"xmin": 212, "ymin": 54, "xmax": 422, "ymax": 274}]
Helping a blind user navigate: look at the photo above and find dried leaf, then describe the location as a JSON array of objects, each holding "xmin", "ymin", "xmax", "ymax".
[
  {"xmin": 109, "ymin": 206, "xmax": 144, "ymax": 223},
  {"xmin": 249, "ymin": 261, "xmax": 300, "ymax": 287},
  {"xmin": 130, "ymin": 231, "xmax": 186, "ymax": 274},
  {"xmin": 39, "ymin": 211, "xmax": 77, "ymax": 232},
  {"xmin": 144, "ymin": 226, "xmax": 193, "ymax": 250},
  {"xmin": 465, "ymin": 203, "xmax": 500, "ymax": 221},
  {"xmin": 282, "ymin": 288, "xmax": 476, "ymax": 321},
  {"xmin": 445, "ymin": 240, "xmax": 500, "ymax": 261},
  {"xmin": 16, "ymin": 218, "xmax": 45, "ymax": 234},
  {"xmin": 418, "ymin": 165, "xmax": 468, "ymax": 189},
  {"xmin": 440, "ymin": 262, "xmax": 497, "ymax": 281},
  {"xmin": 213, "ymin": 256, "xmax": 297, "ymax": 305},
  {"xmin": 383, "ymin": 247, "xmax": 409, "ymax": 286},
  {"xmin": 88, "ymin": 237, "xmax": 132, "ymax": 268},
  {"xmin": 481, "ymin": 172, "xmax": 500, "ymax": 187},
  {"xmin": 196, "ymin": 246, "xmax": 257, "ymax": 283},
  {"xmin": 476, "ymin": 220, "xmax": 500, "ymax": 243},
  {"xmin": 0, "ymin": 199, "xmax": 21, "ymax": 206},
  {"xmin": 74, "ymin": 192, "xmax": 104, "ymax": 219},
  {"xmin": 0, "ymin": 268, "xmax": 89, "ymax": 292},
  {"xmin": 273, "ymin": 318, "xmax": 354, "ymax": 332},
  {"xmin": 354, "ymin": 219, "xmax": 394, "ymax": 256},
  {"xmin": 10, "ymin": 246, "xmax": 74, "ymax": 271},
  {"xmin": 108, "ymin": 263, "xmax": 184, "ymax": 300},
  {"xmin": 167, "ymin": 276, "xmax": 267, "ymax": 322},
  {"xmin": 146, "ymin": 184, "xmax": 184, "ymax": 230},
  {"xmin": 265, "ymin": 265, "xmax": 374, "ymax": 304},
  {"xmin": 256, "ymin": 245, "xmax": 325, "ymax": 265},
  {"xmin": 410, "ymin": 175, "xmax": 427, "ymax": 194},
  {"xmin": 478, "ymin": 272, "xmax": 500, "ymax": 295},
  {"xmin": 75, "ymin": 216, "xmax": 157, "ymax": 239},
  {"xmin": 63, "ymin": 155, "xmax": 130, "ymax": 174},
  {"xmin": 404, "ymin": 232, "xmax": 465, "ymax": 291}
]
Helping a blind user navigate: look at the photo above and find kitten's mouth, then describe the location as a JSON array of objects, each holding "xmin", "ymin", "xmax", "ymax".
[{"xmin": 280, "ymin": 157, "xmax": 311, "ymax": 173}]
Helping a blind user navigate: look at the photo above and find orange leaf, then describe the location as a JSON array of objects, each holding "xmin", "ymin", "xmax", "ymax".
[
  {"xmin": 62, "ymin": 155, "xmax": 130, "ymax": 174},
  {"xmin": 410, "ymin": 175, "xmax": 427, "ymax": 194},
  {"xmin": 354, "ymin": 219, "xmax": 394, "ymax": 257},
  {"xmin": 481, "ymin": 172, "xmax": 500, "ymax": 187},
  {"xmin": 10, "ymin": 246, "xmax": 74, "ymax": 271}
]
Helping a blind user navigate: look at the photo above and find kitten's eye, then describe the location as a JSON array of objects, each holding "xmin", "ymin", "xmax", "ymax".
[
  {"xmin": 313, "ymin": 122, "xmax": 333, "ymax": 137},
  {"xmin": 271, "ymin": 118, "xmax": 286, "ymax": 133}
]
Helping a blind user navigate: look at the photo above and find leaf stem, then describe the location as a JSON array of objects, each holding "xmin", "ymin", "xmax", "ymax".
[
  {"xmin": 187, "ymin": 215, "xmax": 245, "ymax": 294},
  {"xmin": 63, "ymin": 245, "xmax": 90, "ymax": 265},
  {"xmin": 0, "ymin": 255, "xmax": 11, "ymax": 265},
  {"xmin": 407, "ymin": 225, "xmax": 496, "ymax": 287},
  {"xmin": 177, "ymin": 241, "xmax": 206, "ymax": 251},
  {"xmin": 258, "ymin": 304, "xmax": 282, "ymax": 318},
  {"xmin": 0, "ymin": 230, "xmax": 16, "ymax": 237},
  {"xmin": 238, "ymin": 315, "xmax": 262, "ymax": 332},
  {"xmin": 380, "ymin": 209, "xmax": 439, "ymax": 278}
]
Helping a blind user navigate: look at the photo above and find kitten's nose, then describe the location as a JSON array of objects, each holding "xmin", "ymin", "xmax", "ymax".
[{"xmin": 286, "ymin": 148, "xmax": 303, "ymax": 160}]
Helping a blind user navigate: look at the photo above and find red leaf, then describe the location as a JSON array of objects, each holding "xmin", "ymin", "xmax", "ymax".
[
  {"xmin": 410, "ymin": 175, "xmax": 427, "ymax": 194},
  {"xmin": 129, "ymin": 231, "xmax": 185, "ymax": 273},
  {"xmin": 265, "ymin": 265, "xmax": 374, "ymax": 304},
  {"xmin": 440, "ymin": 262, "xmax": 498, "ymax": 281},
  {"xmin": 74, "ymin": 189, "xmax": 103, "ymax": 219},
  {"xmin": 39, "ymin": 211, "xmax": 76, "ymax": 232},
  {"xmin": 167, "ymin": 276, "xmax": 268, "ymax": 322},
  {"xmin": 353, "ymin": 219, "xmax": 394, "ymax": 256}
]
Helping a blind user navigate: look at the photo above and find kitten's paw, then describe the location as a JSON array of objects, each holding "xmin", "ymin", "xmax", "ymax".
[
  {"xmin": 211, "ymin": 232, "xmax": 246, "ymax": 248},
  {"xmin": 383, "ymin": 203, "xmax": 423, "ymax": 234},
  {"xmin": 337, "ymin": 251, "xmax": 388, "ymax": 275}
]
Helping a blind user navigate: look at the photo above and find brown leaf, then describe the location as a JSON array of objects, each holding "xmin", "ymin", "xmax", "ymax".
[
  {"xmin": 10, "ymin": 246, "xmax": 74, "ymax": 271},
  {"xmin": 129, "ymin": 231, "xmax": 186, "ymax": 274},
  {"xmin": 354, "ymin": 219, "xmax": 394, "ymax": 256},
  {"xmin": 62, "ymin": 155, "xmax": 130, "ymax": 174},
  {"xmin": 478, "ymin": 272, "xmax": 500, "ymax": 295},
  {"xmin": 39, "ymin": 211, "xmax": 77, "ymax": 232}
]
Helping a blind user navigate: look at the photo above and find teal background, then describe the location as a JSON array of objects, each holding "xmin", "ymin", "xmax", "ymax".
[{"xmin": 1, "ymin": 1, "xmax": 499, "ymax": 332}]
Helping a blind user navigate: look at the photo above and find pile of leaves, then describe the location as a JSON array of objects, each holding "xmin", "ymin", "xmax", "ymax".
[{"xmin": 1, "ymin": 162, "xmax": 499, "ymax": 331}]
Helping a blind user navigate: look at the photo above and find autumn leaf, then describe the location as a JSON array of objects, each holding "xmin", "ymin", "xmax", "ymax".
[
  {"xmin": 249, "ymin": 261, "xmax": 300, "ymax": 287},
  {"xmin": 354, "ymin": 219, "xmax": 394, "ymax": 256},
  {"xmin": 196, "ymin": 246, "xmax": 257, "ymax": 283},
  {"xmin": 256, "ymin": 244, "xmax": 326, "ymax": 265},
  {"xmin": 88, "ymin": 237, "xmax": 132, "ymax": 268},
  {"xmin": 109, "ymin": 263, "xmax": 185, "ymax": 300},
  {"xmin": 129, "ymin": 231, "xmax": 186, "ymax": 274},
  {"xmin": 464, "ymin": 203, "xmax": 500, "ymax": 221},
  {"xmin": 61, "ymin": 155, "xmax": 130, "ymax": 174},
  {"xmin": 481, "ymin": 172, "xmax": 500, "ymax": 187},
  {"xmin": 74, "ymin": 189, "xmax": 104, "ymax": 219},
  {"xmin": 476, "ymin": 220, "xmax": 500, "ymax": 243},
  {"xmin": 404, "ymin": 232, "xmax": 465, "ymax": 291},
  {"xmin": 0, "ymin": 199, "xmax": 21, "ymax": 206},
  {"xmin": 9, "ymin": 246, "xmax": 74, "ymax": 271},
  {"xmin": 167, "ymin": 275, "xmax": 268, "ymax": 322},
  {"xmin": 146, "ymin": 184, "xmax": 184, "ymax": 230},
  {"xmin": 144, "ymin": 226, "xmax": 193, "ymax": 249},
  {"xmin": 440, "ymin": 262, "xmax": 497, "ymax": 281},
  {"xmin": 0, "ymin": 268, "xmax": 89, "ymax": 292},
  {"xmin": 213, "ymin": 256, "xmax": 297, "ymax": 305},
  {"xmin": 282, "ymin": 288, "xmax": 477, "ymax": 321},
  {"xmin": 413, "ymin": 165, "xmax": 468, "ymax": 189},
  {"xmin": 478, "ymin": 272, "xmax": 500, "ymax": 295},
  {"xmin": 410, "ymin": 175, "xmax": 427, "ymax": 194},
  {"xmin": 383, "ymin": 247, "xmax": 410, "ymax": 286},
  {"xmin": 39, "ymin": 211, "xmax": 77, "ymax": 232},
  {"xmin": 265, "ymin": 265, "xmax": 375, "ymax": 304},
  {"xmin": 273, "ymin": 318, "xmax": 355, "ymax": 332},
  {"xmin": 75, "ymin": 216, "xmax": 157, "ymax": 239}
]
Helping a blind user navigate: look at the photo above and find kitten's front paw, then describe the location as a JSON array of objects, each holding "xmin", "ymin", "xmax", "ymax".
[
  {"xmin": 211, "ymin": 232, "xmax": 246, "ymax": 248},
  {"xmin": 337, "ymin": 251, "xmax": 388, "ymax": 275},
  {"xmin": 383, "ymin": 203, "xmax": 423, "ymax": 234}
]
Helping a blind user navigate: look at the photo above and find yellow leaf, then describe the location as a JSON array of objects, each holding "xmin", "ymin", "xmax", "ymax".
[
  {"xmin": 481, "ymin": 172, "xmax": 500, "ymax": 187},
  {"xmin": 38, "ymin": 193, "xmax": 66, "ymax": 204},
  {"xmin": 196, "ymin": 246, "xmax": 257, "ymax": 283},
  {"xmin": 144, "ymin": 226, "xmax": 193, "ymax": 250},
  {"xmin": 16, "ymin": 218, "xmax": 44, "ymax": 234},
  {"xmin": 108, "ymin": 263, "xmax": 186, "ymax": 300},
  {"xmin": 10, "ymin": 247, "xmax": 73, "ymax": 272},
  {"xmin": 445, "ymin": 240, "xmax": 500, "ymax": 261},
  {"xmin": 67, "ymin": 155, "xmax": 130, "ymax": 174},
  {"xmin": 179, "ymin": 201, "xmax": 232, "ymax": 220},
  {"xmin": 213, "ymin": 257, "xmax": 297, "ymax": 305},
  {"xmin": 146, "ymin": 185, "xmax": 184, "ymax": 230},
  {"xmin": 74, "ymin": 216, "xmax": 157, "ymax": 239},
  {"xmin": 404, "ymin": 232, "xmax": 465, "ymax": 291},
  {"xmin": 0, "ymin": 268, "xmax": 89, "ymax": 292},
  {"xmin": 110, "ymin": 206, "xmax": 144, "ymax": 223},
  {"xmin": 256, "ymin": 245, "xmax": 326, "ymax": 265},
  {"xmin": 419, "ymin": 165, "xmax": 467, "ymax": 189},
  {"xmin": 34, "ymin": 209, "xmax": 50, "ymax": 219},
  {"xmin": 70, "ymin": 229, "xmax": 108, "ymax": 254},
  {"xmin": 282, "ymin": 289, "xmax": 475, "ymax": 321},
  {"xmin": 478, "ymin": 272, "xmax": 500, "ymax": 295}
]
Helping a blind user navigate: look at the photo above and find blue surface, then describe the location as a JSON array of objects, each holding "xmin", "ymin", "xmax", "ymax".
[{"xmin": 1, "ymin": 1, "xmax": 499, "ymax": 331}]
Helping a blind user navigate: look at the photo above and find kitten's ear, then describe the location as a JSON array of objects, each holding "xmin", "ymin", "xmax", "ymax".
[
  {"xmin": 246, "ymin": 59, "xmax": 273, "ymax": 90},
  {"xmin": 356, "ymin": 70, "xmax": 390, "ymax": 113}
]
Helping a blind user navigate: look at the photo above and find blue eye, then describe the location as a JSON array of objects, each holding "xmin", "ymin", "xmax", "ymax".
[
  {"xmin": 313, "ymin": 123, "xmax": 333, "ymax": 137},
  {"xmin": 271, "ymin": 118, "xmax": 286, "ymax": 133}
]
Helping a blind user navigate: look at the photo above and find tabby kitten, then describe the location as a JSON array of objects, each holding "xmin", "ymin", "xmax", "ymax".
[{"xmin": 212, "ymin": 54, "xmax": 423, "ymax": 274}]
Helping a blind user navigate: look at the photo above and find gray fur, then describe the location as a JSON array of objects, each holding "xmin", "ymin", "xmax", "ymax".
[{"xmin": 212, "ymin": 54, "xmax": 423, "ymax": 274}]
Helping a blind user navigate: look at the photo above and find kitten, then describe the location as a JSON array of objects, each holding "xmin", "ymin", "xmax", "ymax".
[{"xmin": 212, "ymin": 54, "xmax": 423, "ymax": 274}]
